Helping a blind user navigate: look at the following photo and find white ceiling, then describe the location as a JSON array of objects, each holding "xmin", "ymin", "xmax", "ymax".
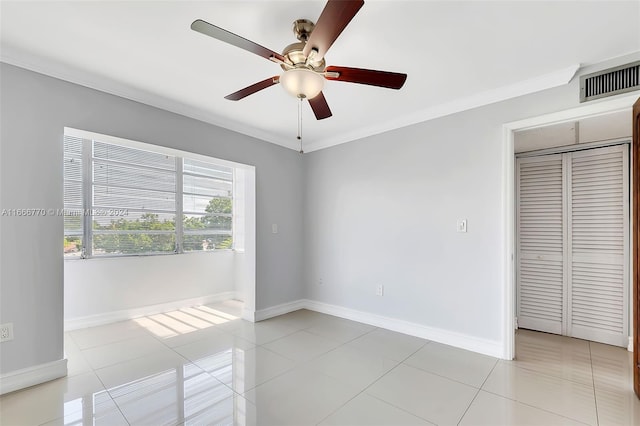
[{"xmin": 1, "ymin": 1, "xmax": 639, "ymax": 152}]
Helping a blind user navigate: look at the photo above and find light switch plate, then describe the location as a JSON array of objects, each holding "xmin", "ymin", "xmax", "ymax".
[
  {"xmin": 457, "ymin": 219, "xmax": 467, "ymax": 233},
  {"xmin": 272, "ymin": 224, "xmax": 278, "ymax": 234}
]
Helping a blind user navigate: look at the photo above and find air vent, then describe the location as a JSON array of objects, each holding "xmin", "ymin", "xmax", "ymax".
[{"xmin": 580, "ymin": 61, "xmax": 640, "ymax": 102}]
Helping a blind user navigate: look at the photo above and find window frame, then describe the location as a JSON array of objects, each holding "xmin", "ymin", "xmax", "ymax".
[{"xmin": 63, "ymin": 130, "xmax": 236, "ymax": 259}]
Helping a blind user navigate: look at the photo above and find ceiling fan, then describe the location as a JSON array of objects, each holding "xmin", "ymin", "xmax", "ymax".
[{"xmin": 191, "ymin": 0, "xmax": 407, "ymax": 121}]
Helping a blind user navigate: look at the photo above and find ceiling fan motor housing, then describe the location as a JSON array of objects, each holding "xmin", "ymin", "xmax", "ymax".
[
  {"xmin": 282, "ymin": 20, "xmax": 325, "ymax": 72},
  {"xmin": 292, "ymin": 19, "xmax": 314, "ymax": 41}
]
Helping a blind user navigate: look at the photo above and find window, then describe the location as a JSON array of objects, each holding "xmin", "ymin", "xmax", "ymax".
[
  {"xmin": 63, "ymin": 136, "xmax": 84, "ymax": 256},
  {"xmin": 92, "ymin": 141, "xmax": 177, "ymax": 256},
  {"xmin": 182, "ymin": 159, "xmax": 233, "ymax": 252},
  {"xmin": 63, "ymin": 133, "xmax": 234, "ymax": 258}
]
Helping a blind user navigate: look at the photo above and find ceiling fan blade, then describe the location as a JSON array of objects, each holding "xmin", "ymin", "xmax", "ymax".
[
  {"xmin": 303, "ymin": 0, "xmax": 364, "ymax": 59},
  {"xmin": 224, "ymin": 76, "xmax": 280, "ymax": 101},
  {"xmin": 191, "ymin": 19, "xmax": 285, "ymax": 62},
  {"xmin": 308, "ymin": 92, "xmax": 332, "ymax": 120},
  {"xmin": 325, "ymin": 66, "xmax": 407, "ymax": 89}
]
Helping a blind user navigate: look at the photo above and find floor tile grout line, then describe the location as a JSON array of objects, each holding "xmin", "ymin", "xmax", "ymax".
[
  {"xmin": 246, "ymin": 326, "xmax": 378, "ymax": 395},
  {"xmin": 112, "ymin": 330, "xmax": 244, "ymax": 424},
  {"xmin": 168, "ymin": 313, "xmax": 355, "ymax": 400},
  {"xmin": 479, "ymin": 359, "xmax": 500, "ymax": 390},
  {"xmin": 57, "ymin": 312, "xmax": 617, "ymax": 426},
  {"xmin": 69, "ymin": 328, "xmax": 154, "ymax": 352},
  {"xmin": 399, "ymin": 353, "xmax": 497, "ymax": 390},
  {"xmin": 45, "ymin": 305, "xmax": 245, "ymax": 426},
  {"xmin": 302, "ymin": 325, "xmax": 377, "ymax": 344},
  {"xmin": 97, "ymin": 312, "xmax": 370, "ymax": 373},
  {"xmin": 112, "ymin": 332, "xmax": 239, "ymax": 404},
  {"xmin": 233, "ymin": 347, "xmax": 302, "ymax": 397},
  {"xmin": 240, "ymin": 325, "xmax": 411, "ymax": 404},
  {"xmin": 482, "ymin": 342, "xmax": 599, "ymax": 425},
  {"xmin": 313, "ymin": 342, "xmax": 434, "ymax": 426},
  {"xmin": 63, "ymin": 332, "xmax": 95, "ymax": 377},
  {"xmin": 65, "ymin": 330, "xmax": 84, "ymax": 350},
  {"xmin": 455, "ymin": 388, "xmax": 482, "ymax": 426},
  {"xmin": 588, "ymin": 341, "xmax": 601, "ymax": 426},
  {"xmin": 240, "ymin": 324, "xmax": 303, "ymax": 346},
  {"xmin": 157, "ymin": 315, "xmax": 324, "ymax": 400},
  {"xmin": 257, "ymin": 328, "xmax": 374, "ymax": 365},
  {"xmin": 67, "ymin": 332, "xmax": 160, "ymax": 404},
  {"xmin": 455, "ymin": 359, "xmax": 499, "ymax": 425},
  {"xmin": 316, "ymin": 330, "xmax": 431, "ymax": 425},
  {"xmin": 504, "ymin": 359, "xmax": 597, "ymax": 388},
  {"xmin": 478, "ymin": 386, "xmax": 596, "ymax": 425},
  {"xmin": 90, "ymin": 363, "xmax": 133, "ymax": 426},
  {"xmin": 352, "ymin": 393, "xmax": 438, "ymax": 426},
  {"xmin": 85, "ymin": 335, "xmax": 190, "ymax": 373},
  {"xmin": 236, "ymin": 316, "xmax": 366, "ymax": 403},
  {"xmin": 73, "ymin": 327, "xmax": 193, "ymax": 389},
  {"xmin": 26, "ymin": 373, "xmax": 129, "ymax": 426},
  {"xmin": 494, "ymin": 360, "xmax": 599, "ymax": 419},
  {"xmin": 346, "ymin": 343, "xmax": 433, "ymax": 415}
]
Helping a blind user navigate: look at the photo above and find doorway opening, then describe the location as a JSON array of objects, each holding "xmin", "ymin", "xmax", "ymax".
[
  {"xmin": 515, "ymin": 123, "xmax": 631, "ymax": 347},
  {"xmin": 501, "ymin": 92, "xmax": 639, "ymax": 361}
]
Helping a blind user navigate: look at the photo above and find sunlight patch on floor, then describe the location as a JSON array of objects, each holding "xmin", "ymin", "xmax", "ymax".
[{"xmin": 134, "ymin": 305, "xmax": 239, "ymax": 338}]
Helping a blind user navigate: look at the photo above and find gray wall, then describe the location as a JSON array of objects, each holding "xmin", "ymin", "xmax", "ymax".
[
  {"xmin": 0, "ymin": 63, "xmax": 304, "ymax": 374},
  {"xmin": 2, "ymin": 51, "xmax": 639, "ymax": 376},
  {"xmin": 302, "ymin": 53, "xmax": 640, "ymax": 345}
]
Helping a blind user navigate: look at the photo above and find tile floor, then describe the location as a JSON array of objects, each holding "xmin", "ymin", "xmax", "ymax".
[{"xmin": 1, "ymin": 301, "xmax": 639, "ymax": 425}]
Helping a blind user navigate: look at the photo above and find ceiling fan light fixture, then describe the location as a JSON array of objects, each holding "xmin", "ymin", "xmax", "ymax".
[{"xmin": 280, "ymin": 68, "xmax": 325, "ymax": 99}]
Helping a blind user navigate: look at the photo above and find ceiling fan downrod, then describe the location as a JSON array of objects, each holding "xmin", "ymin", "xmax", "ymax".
[{"xmin": 297, "ymin": 98, "xmax": 303, "ymax": 154}]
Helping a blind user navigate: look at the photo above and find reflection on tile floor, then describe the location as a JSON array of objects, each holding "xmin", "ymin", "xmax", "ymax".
[{"xmin": 1, "ymin": 302, "xmax": 638, "ymax": 425}]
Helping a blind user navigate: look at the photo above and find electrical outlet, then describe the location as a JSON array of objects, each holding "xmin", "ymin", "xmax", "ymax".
[
  {"xmin": 318, "ymin": 278, "xmax": 324, "ymax": 286},
  {"xmin": 376, "ymin": 285, "xmax": 384, "ymax": 296},
  {"xmin": 0, "ymin": 323, "xmax": 14, "ymax": 342}
]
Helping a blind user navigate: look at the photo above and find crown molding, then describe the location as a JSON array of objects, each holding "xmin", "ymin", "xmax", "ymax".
[
  {"xmin": 303, "ymin": 64, "xmax": 580, "ymax": 152},
  {"xmin": 0, "ymin": 48, "xmax": 297, "ymax": 151},
  {"xmin": 1, "ymin": 47, "xmax": 578, "ymax": 153}
]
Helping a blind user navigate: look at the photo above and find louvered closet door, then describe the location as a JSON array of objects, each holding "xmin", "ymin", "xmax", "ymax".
[
  {"xmin": 516, "ymin": 155, "xmax": 565, "ymax": 335},
  {"xmin": 568, "ymin": 145, "xmax": 629, "ymax": 347}
]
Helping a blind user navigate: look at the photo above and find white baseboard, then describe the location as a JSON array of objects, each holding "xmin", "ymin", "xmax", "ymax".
[
  {"xmin": 64, "ymin": 291, "xmax": 239, "ymax": 331},
  {"xmin": 255, "ymin": 299, "xmax": 504, "ymax": 359},
  {"xmin": 254, "ymin": 299, "xmax": 307, "ymax": 321},
  {"xmin": 65, "ymin": 294, "xmax": 505, "ymax": 358},
  {"xmin": 0, "ymin": 358, "xmax": 68, "ymax": 395},
  {"xmin": 242, "ymin": 308, "xmax": 256, "ymax": 322},
  {"xmin": 303, "ymin": 300, "xmax": 503, "ymax": 358}
]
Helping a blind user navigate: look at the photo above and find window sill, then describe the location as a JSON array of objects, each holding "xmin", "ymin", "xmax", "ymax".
[{"xmin": 63, "ymin": 249, "xmax": 236, "ymax": 261}]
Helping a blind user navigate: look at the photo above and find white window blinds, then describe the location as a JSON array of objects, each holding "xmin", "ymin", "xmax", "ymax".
[
  {"xmin": 182, "ymin": 159, "xmax": 234, "ymax": 251},
  {"xmin": 63, "ymin": 134, "xmax": 234, "ymax": 257},
  {"xmin": 63, "ymin": 136, "xmax": 84, "ymax": 257},
  {"xmin": 92, "ymin": 141, "xmax": 177, "ymax": 255}
]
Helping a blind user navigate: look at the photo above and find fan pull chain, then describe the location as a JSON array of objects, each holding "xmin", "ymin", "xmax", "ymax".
[{"xmin": 297, "ymin": 97, "xmax": 303, "ymax": 154}]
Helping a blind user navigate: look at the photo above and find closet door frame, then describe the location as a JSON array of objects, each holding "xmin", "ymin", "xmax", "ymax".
[{"xmin": 516, "ymin": 141, "xmax": 631, "ymax": 345}]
